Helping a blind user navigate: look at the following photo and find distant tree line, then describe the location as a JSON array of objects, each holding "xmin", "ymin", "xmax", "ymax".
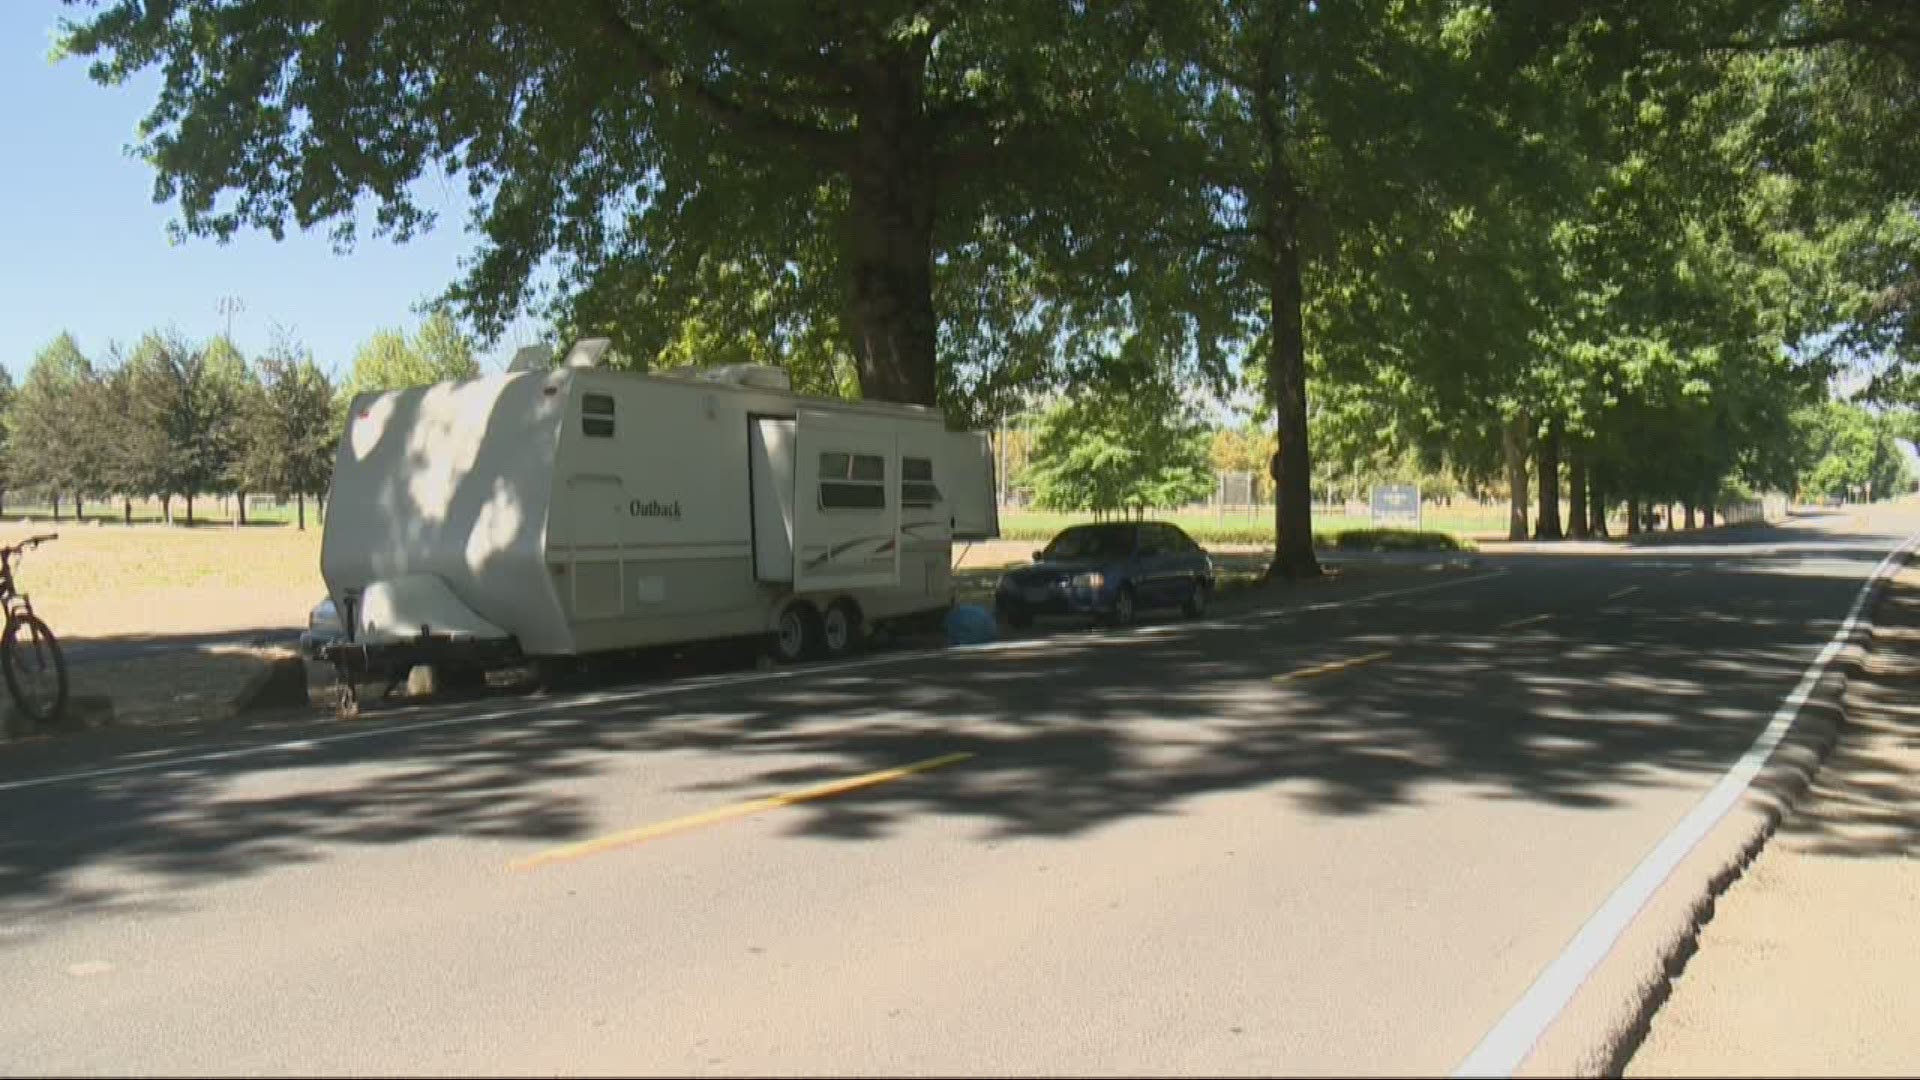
[{"xmin": 0, "ymin": 312, "xmax": 480, "ymax": 530}]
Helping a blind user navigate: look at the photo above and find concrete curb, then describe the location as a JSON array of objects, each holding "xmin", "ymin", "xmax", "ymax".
[{"xmin": 1515, "ymin": 542, "xmax": 1911, "ymax": 1077}]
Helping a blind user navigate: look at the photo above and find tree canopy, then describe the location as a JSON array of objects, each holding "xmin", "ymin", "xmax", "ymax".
[
  {"xmin": 48, "ymin": 0, "xmax": 1920, "ymax": 555},
  {"xmin": 1021, "ymin": 384, "xmax": 1213, "ymax": 518}
]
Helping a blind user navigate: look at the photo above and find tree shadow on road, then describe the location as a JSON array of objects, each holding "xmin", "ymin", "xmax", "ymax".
[{"xmin": 0, "ymin": 521, "xmax": 1905, "ymax": 932}]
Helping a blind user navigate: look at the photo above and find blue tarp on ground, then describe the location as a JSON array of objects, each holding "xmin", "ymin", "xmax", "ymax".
[{"xmin": 945, "ymin": 604, "xmax": 998, "ymax": 646}]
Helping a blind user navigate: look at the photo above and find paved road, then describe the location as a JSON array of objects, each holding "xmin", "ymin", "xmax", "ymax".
[{"xmin": 0, "ymin": 510, "xmax": 1910, "ymax": 1075}]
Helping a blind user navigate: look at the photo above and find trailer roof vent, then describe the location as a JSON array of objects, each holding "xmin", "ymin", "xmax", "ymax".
[
  {"xmin": 697, "ymin": 363, "xmax": 792, "ymax": 391},
  {"xmin": 506, "ymin": 344, "xmax": 554, "ymax": 372},
  {"xmin": 561, "ymin": 337, "xmax": 614, "ymax": 369}
]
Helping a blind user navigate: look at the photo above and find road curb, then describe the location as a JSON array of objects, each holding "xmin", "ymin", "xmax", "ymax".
[{"xmin": 1514, "ymin": 538, "xmax": 1915, "ymax": 1077}]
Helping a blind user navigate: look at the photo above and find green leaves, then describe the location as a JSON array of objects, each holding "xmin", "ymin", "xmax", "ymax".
[
  {"xmin": 239, "ymin": 341, "xmax": 338, "ymax": 507},
  {"xmin": 1021, "ymin": 383, "xmax": 1213, "ymax": 515},
  {"xmin": 339, "ymin": 312, "xmax": 482, "ymax": 402}
]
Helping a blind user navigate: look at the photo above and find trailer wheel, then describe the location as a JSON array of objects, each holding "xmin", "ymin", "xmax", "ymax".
[
  {"xmin": 770, "ymin": 601, "xmax": 822, "ymax": 664},
  {"xmin": 821, "ymin": 600, "xmax": 863, "ymax": 659}
]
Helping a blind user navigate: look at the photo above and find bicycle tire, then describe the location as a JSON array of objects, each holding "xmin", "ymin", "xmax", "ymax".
[{"xmin": 3, "ymin": 612, "xmax": 68, "ymax": 727}]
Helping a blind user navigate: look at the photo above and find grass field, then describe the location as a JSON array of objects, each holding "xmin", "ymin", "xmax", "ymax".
[
  {"xmin": 998, "ymin": 503, "xmax": 1510, "ymax": 544},
  {"xmin": 0, "ymin": 521, "xmax": 324, "ymax": 641}
]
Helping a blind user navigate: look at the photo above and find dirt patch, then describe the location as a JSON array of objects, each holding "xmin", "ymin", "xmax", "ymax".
[{"xmin": 5, "ymin": 645, "xmax": 306, "ymax": 740}]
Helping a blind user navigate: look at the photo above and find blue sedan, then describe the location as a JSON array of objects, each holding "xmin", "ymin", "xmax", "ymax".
[{"xmin": 994, "ymin": 521, "xmax": 1215, "ymax": 629}]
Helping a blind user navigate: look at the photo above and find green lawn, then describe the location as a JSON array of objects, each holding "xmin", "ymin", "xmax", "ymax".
[{"xmin": 998, "ymin": 504, "xmax": 1508, "ymax": 545}]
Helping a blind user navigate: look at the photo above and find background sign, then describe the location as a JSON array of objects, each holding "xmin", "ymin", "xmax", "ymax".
[{"xmin": 1370, "ymin": 484, "xmax": 1421, "ymax": 528}]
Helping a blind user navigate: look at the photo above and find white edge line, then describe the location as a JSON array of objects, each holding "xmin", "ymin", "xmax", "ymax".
[
  {"xmin": 1451, "ymin": 529, "xmax": 1919, "ymax": 1078},
  {"xmin": 0, "ymin": 568, "xmax": 1511, "ymax": 796}
]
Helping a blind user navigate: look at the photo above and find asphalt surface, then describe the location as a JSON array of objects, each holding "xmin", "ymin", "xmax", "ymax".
[{"xmin": 0, "ymin": 510, "xmax": 1910, "ymax": 1075}]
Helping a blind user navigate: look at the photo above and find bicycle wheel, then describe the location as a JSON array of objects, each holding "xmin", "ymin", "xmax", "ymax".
[{"xmin": 3, "ymin": 612, "xmax": 68, "ymax": 726}]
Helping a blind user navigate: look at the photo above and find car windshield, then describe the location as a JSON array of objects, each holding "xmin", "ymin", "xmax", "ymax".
[{"xmin": 1041, "ymin": 525, "xmax": 1135, "ymax": 561}]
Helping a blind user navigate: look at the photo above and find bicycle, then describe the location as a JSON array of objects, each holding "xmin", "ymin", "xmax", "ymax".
[{"xmin": 0, "ymin": 534, "xmax": 66, "ymax": 727}]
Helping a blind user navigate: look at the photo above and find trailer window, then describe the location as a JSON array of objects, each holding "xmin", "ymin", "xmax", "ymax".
[
  {"xmin": 582, "ymin": 393, "xmax": 615, "ymax": 438},
  {"xmin": 819, "ymin": 451, "xmax": 887, "ymax": 511},
  {"xmin": 902, "ymin": 456, "xmax": 942, "ymax": 508}
]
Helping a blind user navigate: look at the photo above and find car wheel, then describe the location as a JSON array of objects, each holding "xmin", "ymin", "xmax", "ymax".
[
  {"xmin": 1107, "ymin": 585, "xmax": 1137, "ymax": 627},
  {"xmin": 821, "ymin": 600, "xmax": 863, "ymax": 659},
  {"xmin": 770, "ymin": 601, "xmax": 822, "ymax": 664},
  {"xmin": 1182, "ymin": 578, "xmax": 1210, "ymax": 618}
]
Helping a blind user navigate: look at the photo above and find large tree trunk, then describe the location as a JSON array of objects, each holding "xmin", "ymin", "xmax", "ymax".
[
  {"xmin": 122, "ymin": 497, "xmax": 132, "ymax": 526},
  {"xmin": 1504, "ymin": 416, "xmax": 1531, "ymax": 541},
  {"xmin": 237, "ymin": 492, "xmax": 247, "ymax": 527},
  {"xmin": 75, "ymin": 494, "xmax": 84, "ymax": 520},
  {"xmin": 844, "ymin": 73, "xmax": 938, "ymax": 408},
  {"xmin": 1252, "ymin": 54, "xmax": 1319, "ymax": 581},
  {"xmin": 297, "ymin": 493, "xmax": 306, "ymax": 532},
  {"xmin": 185, "ymin": 493, "xmax": 195, "ymax": 526},
  {"xmin": 1626, "ymin": 494, "xmax": 1642, "ymax": 536},
  {"xmin": 1263, "ymin": 210, "xmax": 1319, "ymax": 579},
  {"xmin": 1703, "ymin": 501, "xmax": 1715, "ymax": 528},
  {"xmin": 1589, "ymin": 476, "xmax": 1609, "ymax": 539},
  {"xmin": 1535, "ymin": 417, "xmax": 1564, "ymax": 540},
  {"xmin": 1567, "ymin": 447, "xmax": 1590, "ymax": 540},
  {"xmin": 51, "ymin": 493, "xmax": 61, "ymax": 522},
  {"xmin": 1683, "ymin": 502, "xmax": 1697, "ymax": 530}
]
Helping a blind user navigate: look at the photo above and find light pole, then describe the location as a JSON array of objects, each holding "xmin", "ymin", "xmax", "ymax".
[{"xmin": 215, "ymin": 295, "xmax": 245, "ymax": 341}]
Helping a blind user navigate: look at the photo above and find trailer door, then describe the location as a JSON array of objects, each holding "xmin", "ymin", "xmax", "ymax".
[
  {"xmin": 748, "ymin": 417, "xmax": 796, "ymax": 583},
  {"xmin": 943, "ymin": 431, "xmax": 1001, "ymax": 540},
  {"xmin": 793, "ymin": 411, "xmax": 901, "ymax": 593}
]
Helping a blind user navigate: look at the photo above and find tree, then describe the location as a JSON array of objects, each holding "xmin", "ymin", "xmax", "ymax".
[
  {"xmin": 60, "ymin": 2, "xmax": 1158, "ymax": 413},
  {"xmin": 118, "ymin": 332, "xmax": 230, "ymax": 525},
  {"xmin": 240, "ymin": 340, "xmax": 338, "ymax": 530},
  {"xmin": 1021, "ymin": 384, "xmax": 1213, "ymax": 517},
  {"xmin": 1791, "ymin": 399, "xmax": 1911, "ymax": 502},
  {"xmin": 198, "ymin": 335, "xmax": 253, "ymax": 524},
  {"xmin": 8, "ymin": 333, "xmax": 94, "ymax": 519},
  {"xmin": 411, "ymin": 311, "xmax": 480, "ymax": 384},
  {"xmin": 338, "ymin": 315, "xmax": 483, "ymax": 405},
  {"xmin": 0, "ymin": 366, "xmax": 15, "ymax": 517},
  {"xmin": 1128, "ymin": 1, "xmax": 1546, "ymax": 577}
]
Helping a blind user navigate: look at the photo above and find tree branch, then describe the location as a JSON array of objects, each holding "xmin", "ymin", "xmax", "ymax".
[
  {"xmin": 680, "ymin": 3, "xmax": 862, "ymax": 109},
  {"xmin": 590, "ymin": 0, "xmax": 849, "ymax": 163}
]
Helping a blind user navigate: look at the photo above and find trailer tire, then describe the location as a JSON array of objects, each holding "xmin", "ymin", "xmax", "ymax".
[
  {"xmin": 821, "ymin": 600, "xmax": 863, "ymax": 659},
  {"xmin": 770, "ymin": 601, "xmax": 822, "ymax": 664}
]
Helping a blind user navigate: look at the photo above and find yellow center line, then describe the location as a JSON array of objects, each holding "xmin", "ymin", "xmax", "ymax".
[
  {"xmin": 1500, "ymin": 613, "xmax": 1552, "ymax": 630},
  {"xmin": 1607, "ymin": 585, "xmax": 1642, "ymax": 601},
  {"xmin": 508, "ymin": 751, "xmax": 975, "ymax": 871},
  {"xmin": 1273, "ymin": 651, "xmax": 1392, "ymax": 683}
]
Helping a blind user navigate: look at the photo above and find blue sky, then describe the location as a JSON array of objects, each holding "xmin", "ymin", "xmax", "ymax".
[{"xmin": 0, "ymin": 2, "xmax": 529, "ymax": 382}]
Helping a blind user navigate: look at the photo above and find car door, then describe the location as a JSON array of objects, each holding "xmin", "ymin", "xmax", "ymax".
[
  {"xmin": 1170, "ymin": 525, "xmax": 1209, "ymax": 596},
  {"xmin": 1133, "ymin": 524, "xmax": 1176, "ymax": 607}
]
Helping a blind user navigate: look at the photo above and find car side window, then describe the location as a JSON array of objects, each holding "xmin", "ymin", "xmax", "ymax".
[
  {"xmin": 1171, "ymin": 526, "xmax": 1200, "ymax": 554},
  {"xmin": 1136, "ymin": 526, "xmax": 1164, "ymax": 557}
]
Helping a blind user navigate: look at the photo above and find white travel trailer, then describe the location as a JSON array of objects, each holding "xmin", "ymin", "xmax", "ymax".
[{"xmin": 318, "ymin": 339, "xmax": 997, "ymax": 706}]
